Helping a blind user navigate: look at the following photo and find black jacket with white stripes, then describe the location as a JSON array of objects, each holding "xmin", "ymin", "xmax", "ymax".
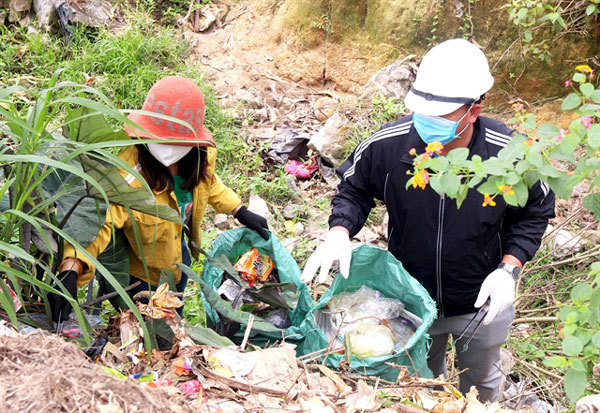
[{"xmin": 330, "ymin": 114, "xmax": 555, "ymax": 317}]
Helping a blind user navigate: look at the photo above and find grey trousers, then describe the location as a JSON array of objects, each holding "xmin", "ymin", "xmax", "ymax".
[{"xmin": 427, "ymin": 306, "xmax": 514, "ymax": 402}]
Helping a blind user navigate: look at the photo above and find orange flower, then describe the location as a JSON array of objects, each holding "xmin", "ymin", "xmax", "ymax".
[
  {"xmin": 412, "ymin": 169, "xmax": 429, "ymax": 190},
  {"xmin": 420, "ymin": 153, "xmax": 431, "ymax": 162},
  {"xmin": 498, "ymin": 184, "xmax": 515, "ymax": 195},
  {"xmin": 523, "ymin": 138, "xmax": 534, "ymax": 147},
  {"xmin": 425, "ymin": 141, "xmax": 444, "ymax": 155},
  {"xmin": 482, "ymin": 193, "xmax": 496, "ymax": 207},
  {"xmin": 409, "ymin": 148, "xmax": 417, "ymax": 156}
]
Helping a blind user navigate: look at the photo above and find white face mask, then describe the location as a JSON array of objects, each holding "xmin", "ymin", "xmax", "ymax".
[{"xmin": 147, "ymin": 143, "xmax": 193, "ymax": 167}]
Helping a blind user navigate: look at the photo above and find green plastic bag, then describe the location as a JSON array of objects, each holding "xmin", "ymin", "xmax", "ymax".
[
  {"xmin": 300, "ymin": 244, "xmax": 437, "ymax": 381},
  {"xmin": 200, "ymin": 228, "xmax": 315, "ymax": 349}
]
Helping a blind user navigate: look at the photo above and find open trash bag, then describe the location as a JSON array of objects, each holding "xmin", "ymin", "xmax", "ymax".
[
  {"xmin": 301, "ymin": 244, "xmax": 437, "ymax": 381},
  {"xmin": 199, "ymin": 228, "xmax": 314, "ymax": 349}
]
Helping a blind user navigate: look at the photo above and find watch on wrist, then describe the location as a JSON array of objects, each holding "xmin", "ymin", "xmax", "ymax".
[{"xmin": 498, "ymin": 262, "xmax": 521, "ymax": 280}]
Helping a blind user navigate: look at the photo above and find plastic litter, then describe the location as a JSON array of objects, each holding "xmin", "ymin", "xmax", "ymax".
[
  {"xmin": 284, "ymin": 158, "xmax": 319, "ymax": 179},
  {"xmin": 346, "ymin": 322, "xmax": 396, "ymax": 358},
  {"xmin": 321, "ymin": 285, "xmax": 421, "ymax": 358},
  {"xmin": 234, "ymin": 247, "xmax": 274, "ymax": 285}
]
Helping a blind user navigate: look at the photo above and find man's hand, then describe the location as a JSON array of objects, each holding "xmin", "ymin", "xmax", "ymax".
[
  {"xmin": 474, "ymin": 268, "xmax": 515, "ymax": 325},
  {"xmin": 301, "ymin": 228, "xmax": 352, "ymax": 283},
  {"xmin": 235, "ymin": 206, "xmax": 269, "ymax": 240},
  {"xmin": 48, "ymin": 270, "xmax": 78, "ymax": 323}
]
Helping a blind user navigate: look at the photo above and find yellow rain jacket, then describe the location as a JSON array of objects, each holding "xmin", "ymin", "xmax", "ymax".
[{"xmin": 63, "ymin": 146, "xmax": 241, "ymax": 287}]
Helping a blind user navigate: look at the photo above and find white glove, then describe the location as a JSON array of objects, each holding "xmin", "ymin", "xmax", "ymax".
[
  {"xmin": 301, "ymin": 228, "xmax": 352, "ymax": 283},
  {"xmin": 474, "ymin": 268, "xmax": 516, "ymax": 325}
]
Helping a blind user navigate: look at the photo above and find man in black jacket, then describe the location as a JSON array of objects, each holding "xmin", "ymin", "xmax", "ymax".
[{"xmin": 301, "ymin": 39, "xmax": 555, "ymax": 402}]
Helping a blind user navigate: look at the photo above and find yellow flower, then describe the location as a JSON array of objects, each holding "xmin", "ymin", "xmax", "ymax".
[
  {"xmin": 498, "ymin": 184, "xmax": 515, "ymax": 195},
  {"xmin": 412, "ymin": 169, "xmax": 429, "ymax": 190},
  {"xmin": 575, "ymin": 64, "xmax": 593, "ymax": 73},
  {"xmin": 482, "ymin": 193, "xmax": 496, "ymax": 207},
  {"xmin": 425, "ymin": 141, "xmax": 444, "ymax": 156}
]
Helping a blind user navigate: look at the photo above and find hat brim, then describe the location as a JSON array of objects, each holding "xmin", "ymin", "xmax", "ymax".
[
  {"xmin": 404, "ymin": 90, "xmax": 465, "ymax": 117},
  {"xmin": 124, "ymin": 112, "xmax": 216, "ymax": 147}
]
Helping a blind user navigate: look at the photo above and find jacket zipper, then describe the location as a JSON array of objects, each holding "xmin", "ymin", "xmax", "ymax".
[{"xmin": 436, "ymin": 194, "xmax": 445, "ymax": 317}]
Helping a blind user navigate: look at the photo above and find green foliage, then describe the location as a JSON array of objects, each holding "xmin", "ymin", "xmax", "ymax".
[
  {"xmin": 0, "ymin": 74, "xmax": 177, "ymax": 351},
  {"xmin": 505, "ymin": 0, "xmax": 598, "ymax": 62},
  {"xmin": 542, "ymin": 262, "xmax": 600, "ymax": 402}
]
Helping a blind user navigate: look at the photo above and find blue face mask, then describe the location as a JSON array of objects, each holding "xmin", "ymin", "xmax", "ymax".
[{"xmin": 413, "ymin": 107, "xmax": 472, "ymax": 145}]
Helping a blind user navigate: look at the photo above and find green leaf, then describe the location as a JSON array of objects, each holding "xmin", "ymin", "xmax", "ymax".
[
  {"xmin": 537, "ymin": 123, "xmax": 559, "ymax": 138},
  {"xmin": 456, "ymin": 184, "xmax": 469, "ymax": 209},
  {"xmin": 559, "ymin": 133, "xmax": 580, "ymax": 154},
  {"xmin": 547, "ymin": 175, "xmax": 581, "ymax": 200},
  {"xmin": 592, "ymin": 90, "xmax": 600, "ymax": 104},
  {"xmin": 505, "ymin": 171, "xmax": 522, "ymax": 185},
  {"xmin": 440, "ymin": 173, "xmax": 460, "ymax": 198},
  {"xmin": 66, "ymin": 107, "xmax": 130, "ymax": 144},
  {"xmin": 562, "ymin": 93, "xmax": 582, "ymax": 110},
  {"xmin": 513, "ymin": 181, "xmax": 529, "ymax": 206},
  {"xmin": 430, "ymin": 156, "xmax": 449, "ymax": 172},
  {"xmin": 483, "ymin": 158, "xmax": 505, "ymax": 175},
  {"xmin": 429, "ymin": 175, "xmax": 443, "ymax": 195},
  {"xmin": 591, "ymin": 331, "xmax": 600, "ymax": 348},
  {"xmin": 570, "ymin": 358, "xmax": 588, "ymax": 372},
  {"xmin": 587, "ymin": 4, "xmax": 597, "ymax": 15},
  {"xmin": 82, "ymin": 156, "xmax": 182, "ymax": 224},
  {"xmin": 447, "ymin": 148, "xmax": 469, "ymax": 163},
  {"xmin": 522, "ymin": 115, "xmax": 536, "ymax": 131},
  {"xmin": 562, "ymin": 335, "xmax": 583, "ymax": 356},
  {"xmin": 573, "ymin": 73, "xmax": 586, "ymax": 83},
  {"xmin": 543, "ymin": 356, "xmax": 566, "ymax": 368},
  {"xmin": 564, "ymin": 368, "xmax": 586, "ymax": 403},
  {"xmin": 185, "ymin": 322, "xmax": 235, "ymax": 347},
  {"xmin": 571, "ymin": 282, "xmax": 593, "ymax": 302},
  {"xmin": 539, "ymin": 163, "xmax": 562, "ymax": 178},
  {"xmin": 525, "ymin": 151, "xmax": 543, "ymax": 168},
  {"xmin": 583, "ymin": 194, "xmax": 600, "ymax": 220},
  {"xmin": 580, "ymin": 83, "xmax": 595, "ymax": 98},
  {"xmin": 588, "ymin": 124, "xmax": 600, "ymax": 149}
]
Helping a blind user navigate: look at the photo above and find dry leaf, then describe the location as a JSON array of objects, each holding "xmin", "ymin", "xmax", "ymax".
[
  {"xmin": 345, "ymin": 380, "xmax": 378, "ymax": 412},
  {"xmin": 317, "ymin": 365, "xmax": 352, "ymax": 394},
  {"xmin": 299, "ymin": 396, "xmax": 335, "ymax": 413}
]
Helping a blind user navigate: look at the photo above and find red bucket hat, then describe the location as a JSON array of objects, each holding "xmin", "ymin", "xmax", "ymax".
[{"xmin": 125, "ymin": 76, "xmax": 216, "ymax": 147}]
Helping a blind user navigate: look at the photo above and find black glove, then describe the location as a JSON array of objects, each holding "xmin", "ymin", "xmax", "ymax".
[
  {"xmin": 48, "ymin": 270, "xmax": 78, "ymax": 323},
  {"xmin": 235, "ymin": 206, "xmax": 269, "ymax": 240}
]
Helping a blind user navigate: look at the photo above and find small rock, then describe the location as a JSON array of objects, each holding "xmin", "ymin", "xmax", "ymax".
[
  {"xmin": 234, "ymin": 87, "xmax": 262, "ymax": 109},
  {"xmin": 214, "ymin": 213, "xmax": 230, "ymax": 230},
  {"xmin": 360, "ymin": 58, "xmax": 417, "ymax": 103},
  {"xmin": 352, "ymin": 226, "xmax": 380, "ymax": 244},
  {"xmin": 33, "ymin": 0, "xmax": 57, "ymax": 30},
  {"xmin": 545, "ymin": 224, "xmax": 584, "ymax": 258},
  {"xmin": 282, "ymin": 237, "xmax": 298, "ymax": 254},
  {"xmin": 594, "ymin": 363, "xmax": 600, "ymax": 379},
  {"xmin": 381, "ymin": 212, "xmax": 389, "ymax": 239},
  {"xmin": 246, "ymin": 195, "xmax": 273, "ymax": 229},
  {"xmin": 294, "ymin": 222, "xmax": 305, "ymax": 236},
  {"xmin": 282, "ymin": 204, "xmax": 302, "ymax": 220},
  {"xmin": 314, "ymin": 96, "xmax": 337, "ymax": 121},
  {"xmin": 576, "ymin": 395, "xmax": 600, "ymax": 413},
  {"xmin": 308, "ymin": 111, "xmax": 346, "ymax": 166}
]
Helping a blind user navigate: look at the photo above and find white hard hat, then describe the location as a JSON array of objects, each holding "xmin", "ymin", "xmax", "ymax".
[{"xmin": 404, "ymin": 38, "xmax": 494, "ymax": 116}]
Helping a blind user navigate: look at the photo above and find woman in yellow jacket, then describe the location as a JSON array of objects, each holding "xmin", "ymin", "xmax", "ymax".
[{"xmin": 48, "ymin": 76, "xmax": 269, "ymax": 322}]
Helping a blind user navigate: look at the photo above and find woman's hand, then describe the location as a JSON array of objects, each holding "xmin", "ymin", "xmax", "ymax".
[{"xmin": 234, "ymin": 206, "xmax": 269, "ymax": 240}]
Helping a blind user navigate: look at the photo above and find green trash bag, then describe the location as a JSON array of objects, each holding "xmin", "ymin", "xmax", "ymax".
[
  {"xmin": 199, "ymin": 228, "xmax": 315, "ymax": 350},
  {"xmin": 300, "ymin": 244, "xmax": 437, "ymax": 382}
]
